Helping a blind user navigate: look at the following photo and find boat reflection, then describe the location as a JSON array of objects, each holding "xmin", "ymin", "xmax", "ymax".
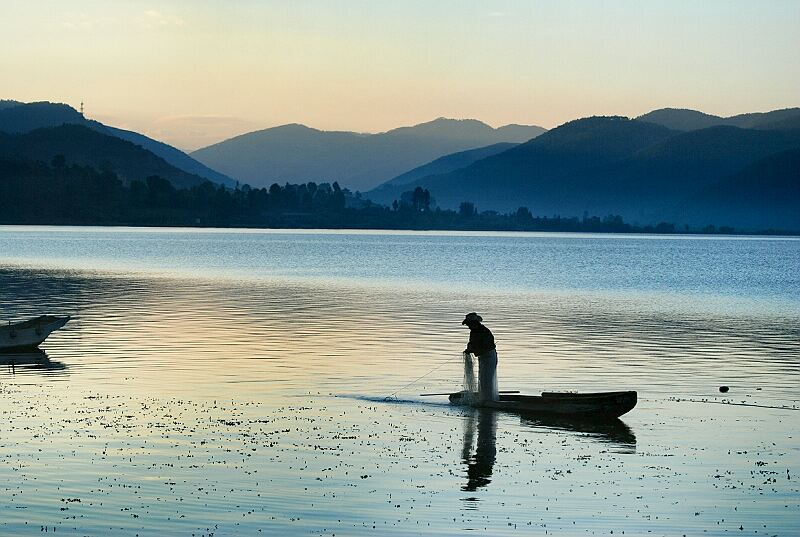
[
  {"xmin": 460, "ymin": 409, "xmax": 636, "ymax": 493},
  {"xmin": 518, "ymin": 413, "xmax": 637, "ymax": 453},
  {"xmin": 0, "ymin": 349, "xmax": 67, "ymax": 375}
]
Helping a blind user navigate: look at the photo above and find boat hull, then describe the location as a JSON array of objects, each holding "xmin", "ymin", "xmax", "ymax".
[
  {"xmin": 449, "ymin": 390, "xmax": 637, "ymax": 419},
  {"xmin": 0, "ymin": 315, "xmax": 70, "ymax": 352}
]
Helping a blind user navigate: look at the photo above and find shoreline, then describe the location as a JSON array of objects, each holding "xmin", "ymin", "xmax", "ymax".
[{"xmin": 1, "ymin": 221, "xmax": 797, "ymax": 238}]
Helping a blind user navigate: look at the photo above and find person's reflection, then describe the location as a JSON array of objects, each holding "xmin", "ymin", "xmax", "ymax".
[{"xmin": 461, "ymin": 409, "xmax": 497, "ymax": 491}]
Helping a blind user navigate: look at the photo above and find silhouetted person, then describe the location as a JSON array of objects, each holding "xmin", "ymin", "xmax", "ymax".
[{"xmin": 462, "ymin": 312, "xmax": 499, "ymax": 402}]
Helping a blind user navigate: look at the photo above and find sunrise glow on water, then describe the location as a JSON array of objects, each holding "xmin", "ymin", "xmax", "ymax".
[{"xmin": 1, "ymin": 228, "xmax": 798, "ymax": 535}]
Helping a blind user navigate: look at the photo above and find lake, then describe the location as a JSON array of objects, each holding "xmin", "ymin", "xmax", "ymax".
[{"xmin": 1, "ymin": 226, "xmax": 798, "ymax": 536}]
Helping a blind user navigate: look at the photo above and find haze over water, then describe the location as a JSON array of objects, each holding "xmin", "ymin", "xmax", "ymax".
[{"xmin": 1, "ymin": 226, "xmax": 798, "ymax": 535}]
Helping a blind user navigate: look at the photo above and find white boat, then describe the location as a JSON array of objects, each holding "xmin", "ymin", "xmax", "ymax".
[{"xmin": 0, "ymin": 315, "xmax": 70, "ymax": 351}]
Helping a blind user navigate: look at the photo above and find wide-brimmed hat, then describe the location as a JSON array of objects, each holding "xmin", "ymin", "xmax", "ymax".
[{"xmin": 462, "ymin": 312, "xmax": 483, "ymax": 325}]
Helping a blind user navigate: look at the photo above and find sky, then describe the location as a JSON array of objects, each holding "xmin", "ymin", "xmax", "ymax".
[{"xmin": 2, "ymin": 0, "xmax": 799, "ymax": 150}]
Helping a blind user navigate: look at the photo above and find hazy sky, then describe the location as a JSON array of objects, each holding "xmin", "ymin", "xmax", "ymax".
[{"xmin": 3, "ymin": 0, "xmax": 799, "ymax": 150}]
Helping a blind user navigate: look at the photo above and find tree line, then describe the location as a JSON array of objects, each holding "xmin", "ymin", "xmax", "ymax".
[{"xmin": 0, "ymin": 155, "xmax": 743, "ymax": 234}]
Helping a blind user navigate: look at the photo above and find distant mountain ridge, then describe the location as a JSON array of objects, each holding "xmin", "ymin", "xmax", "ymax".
[
  {"xmin": 0, "ymin": 101, "xmax": 85, "ymax": 132},
  {"xmin": 2, "ymin": 99, "xmax": 797, "ymax": 231},
  {"xmin": 0, "ymin": 101, "xmax": 236, "ymax": 186},
  {"xmin": 368, "ymin": 116, "xmax": 678, "ymax": 207},
  {"xmin": 637, "ymin": 107, "xmax": 800, "ymax": 131},
  {"xmin": 0, "ymin": 100, "xmax": 22, "ymax": 110},
  {"xmin": 0, "ymin": 124, "xmax": 216, "ymax": 189},
  {"xmin": 378, "ymin": 142, "xmax": 517, "ymax": 188},
  {"xmin": 365, "ymin": 113, "xmax": 800, "ymax": 231},
  {"xmin": 680, "ymin": 148, "xmax": 800, "ymax": 231},
  {"xmin": 191, "ymin": 117, "xmax": 546, "ymax": 191}
]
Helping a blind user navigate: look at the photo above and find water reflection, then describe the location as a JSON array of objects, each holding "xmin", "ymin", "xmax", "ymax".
[
  {"xmin": 519, "ymin": 414, "xmax": 637, "ymax": 453},
  {"xmin": 2, "ymin": 265, "xmax": 797, "ymax": 404},
  {"xmin": 0, "ymin": 349, "xmax": 67, "ymax": 375},
  {"xmin": 461, "ymin": 409, "xmax": 497, "ymax": 492},
  {"xmin": 460, "ymin": 408, "xmax": 636, "ymax": 494},
  {"xmin": 0, "ymin": 231, "xmax": 798, "ymax": 535}
]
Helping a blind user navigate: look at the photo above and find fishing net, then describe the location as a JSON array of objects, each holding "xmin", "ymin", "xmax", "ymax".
[
  {"xmin": 462, "ymin": 351, "xmax": 500, "ymax": 404},
  {"xmin": 461, "ymin": 351, "xmax": 479, "ymax": 405},
  {"xmin": 487, "ymin": 353, "xmax": 499, "ymax": 402}
]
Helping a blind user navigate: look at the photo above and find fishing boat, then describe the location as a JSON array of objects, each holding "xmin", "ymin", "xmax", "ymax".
[
  {"xmin": 449, "ymin": 390, "xmax": 637, "ymax": 419},
  {"xmin": 0, "ymin": 315, "xmax": 70, "ymax": 352}
]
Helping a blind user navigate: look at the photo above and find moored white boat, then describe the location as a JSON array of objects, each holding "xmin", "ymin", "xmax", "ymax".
[{"xmin": 0, "ymin": 315, "xmax": 70, "ymax": 351}]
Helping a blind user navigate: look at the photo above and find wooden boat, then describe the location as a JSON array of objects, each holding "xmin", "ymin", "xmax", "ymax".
[
  {"xmin": 0, "ymin": 315, "xmax": 70, "ymax": 352},
  {"xmin": 449, "ymin": 390, "xmax": 637, "ymax": 419}
]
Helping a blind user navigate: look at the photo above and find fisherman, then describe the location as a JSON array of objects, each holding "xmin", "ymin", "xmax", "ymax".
[{"xmin": 462, "ymin": 312, "xmax": 499, "ymax": 402}]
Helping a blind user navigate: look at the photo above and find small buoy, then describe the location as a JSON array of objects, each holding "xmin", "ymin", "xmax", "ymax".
[{"xmin": 719, "ymin": 386, "xmax": 729, "ymax": 393}]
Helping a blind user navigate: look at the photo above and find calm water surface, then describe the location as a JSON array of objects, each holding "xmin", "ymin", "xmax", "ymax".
[{"xmin": 1, "ymin": 226, "xmax": 798, "ymax": 536}]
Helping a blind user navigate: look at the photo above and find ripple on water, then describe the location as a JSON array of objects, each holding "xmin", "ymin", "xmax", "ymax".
[{"xmin": 0, "ymin": 229, "xmax": 798, "ymax": 535}]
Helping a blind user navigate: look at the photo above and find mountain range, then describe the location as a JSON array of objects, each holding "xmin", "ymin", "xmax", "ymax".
[
  {"xmin": 0, "ymin": 101, "xmax": 235, "ymax": 187},
  {"xmin": 637, "ymin": 107, "xmax": 800, "ymax": 132},
  {"xmin": 0, "ymin": 124, "xmax": 221, "ymax": 189},
  {"xmin": 375, "ymin": 142, "xmax": 518, "ymax": 190},
  {"xmin": 1, "ymin": 99, "xmax": 798, "ymax": 231},
  {"xmin": 681, "ymin": 148, "xmax": 800, "ymax": 231},
  {"xmin": 366, "ymin": 110, "xmax": 800, "ymax": 230},
  {"xmin": 191, "ymin": 119, "xmax": 546, "ymax": 192}
]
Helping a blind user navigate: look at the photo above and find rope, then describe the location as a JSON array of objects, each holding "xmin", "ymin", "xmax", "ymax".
[{"xmin": 384, "ymin": 354, "xmax": 461, "ymax": 401}]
